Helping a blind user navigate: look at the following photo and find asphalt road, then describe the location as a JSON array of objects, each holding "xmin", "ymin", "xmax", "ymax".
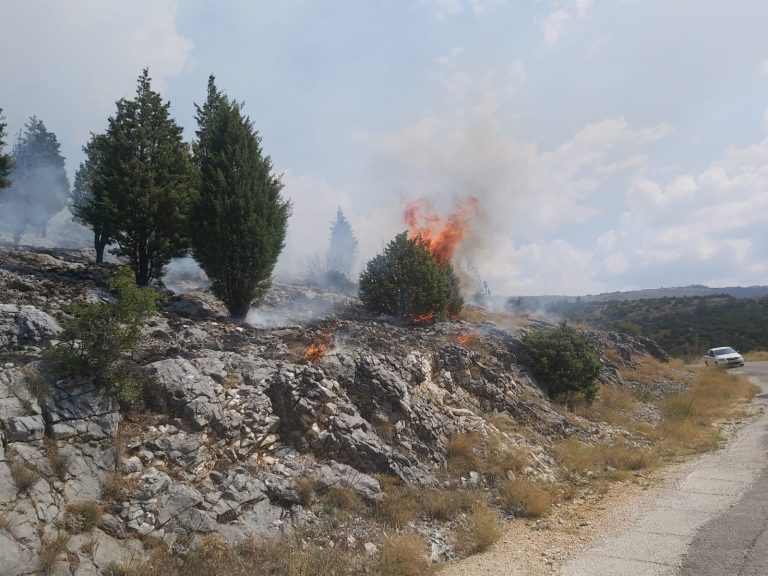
[
  {"xmin": 679, "ymin": 362, "xmax": 768, "ymax": 576},
  {"xmin": 561, "ymin": 362, "xmax": 768, "ymax": 576}
]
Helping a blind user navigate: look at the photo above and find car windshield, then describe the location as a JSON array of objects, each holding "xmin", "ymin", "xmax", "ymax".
[{"xmin": 713, "ymin": 347, "xmax": 736, "ymax": 356}]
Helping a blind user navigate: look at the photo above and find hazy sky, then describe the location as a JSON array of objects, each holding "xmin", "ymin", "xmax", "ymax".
[{"xmin": 2, "ymin": 0, "xmax": 768, "ymax": 296}]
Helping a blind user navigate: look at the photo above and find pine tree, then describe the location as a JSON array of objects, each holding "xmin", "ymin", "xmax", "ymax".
[
  {"xmin": 190, "ymin": 75, "xmax": 291, "ymax": 319},
  {"xmin": 0, "ymin": 108, "xmax": 13, "ymax": 190},
  {"xmin": 95, "ymin": 69, "xmax": 196, "ymax": 285},
  {"xmin": 71, "ymin": 134, "xmax": 115, "ymax": 262},
  {"xmin": 5, "ymin": 117, "xmax": 69, "ymax": 244},
  {"xmin": 358, "ymin": 232, "xmax": 463, "ymax": 321},
  {"xmin": 326, "ymin": 207, "xmax": 358, "ymax": 277}
]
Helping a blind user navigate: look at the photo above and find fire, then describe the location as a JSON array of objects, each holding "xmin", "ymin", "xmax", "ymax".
[
  {"xmin": 405, "ymin": 311, "xmax": 435, "ymax": 324},
  {"xmin": 456, "ymin": 333, "xmax": 473, "ymax": 345},
  {"xmin": 304, "ymin": 331, "xmax": 332, "ymax": 364},
  {"xmin": 404, "ymin": 197, "xmax": 479, "ymax": 265}
]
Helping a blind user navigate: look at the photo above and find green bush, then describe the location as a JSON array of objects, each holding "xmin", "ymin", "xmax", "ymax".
[
  {"xmin": 358, "ymin": 232, "xmax": 463, "ymax": 322},
  {"xmin": 48, "ymin": 268, "xmax": 157, "ymax": 405},
  {"xmin": 522, "ymin": 322, "xmax": 602, "ymax": 402}
]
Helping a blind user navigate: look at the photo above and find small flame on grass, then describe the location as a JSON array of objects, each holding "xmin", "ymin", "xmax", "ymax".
[
  {"xmin": 456, "ymin": 333, "xmax": 474, "ymax": 346},
  {"xmin": 304, "ymin": 332, "xmax": 333, "ymax": 364},
  {"xmin": 405, "ymin": 311, "xmax": 435, "ymax": 324}
]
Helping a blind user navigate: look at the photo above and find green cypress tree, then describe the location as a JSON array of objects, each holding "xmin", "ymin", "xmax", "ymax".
[
  {"xmin": 6, "ymin": 117, "xmax": 69, "ymax": 244},
  {"xmin": 0, "ymin": 108, "xmax": 13, "ymax": 190},
  {"xmin": 70, "ymin": 134, "xmax": 116, "ymax": 262},
  {"xmin": 326, "ymin": 207, "xmax": 358, "ymax": 277},
  {"xmin": 358, "ymin": 232, "xmax": 463, "ymax": 321},
  {"xmin": 96, "ymin": 69, "xmax": 196, "ymax": 285},
  {"xmin": 191, "ymin": 75, "xmax": 291, "ymax": 319}
]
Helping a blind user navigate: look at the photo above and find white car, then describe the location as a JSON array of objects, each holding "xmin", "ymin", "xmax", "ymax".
[{"xmin": 704, "ymin": 347, "xmax": 744, "ymax": 368}]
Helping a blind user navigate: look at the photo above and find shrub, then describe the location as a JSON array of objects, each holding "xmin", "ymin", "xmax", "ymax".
[
  {"xmin": 456, "ymin": 502, "xmax": 503, "ymax": 555},
  {"xmin": 39, "ymin": 532, "xmax": 70, "ymax": 572},
  {"xmin": 377, "ymin": 533, "xmax": 432, "ymax": 576},
  {"xmin": 65, "ymin": 501, "xmax": 102, "ymax": 533},
  {"xmin": 522, "ymin": 322, "xmax": 602, "ymax": 402},
  {"xmin": 498, "ymin": 478, "xmax": 552, "ymax": 518},
  {"xmin": 359, "ymin": 232, "xmax": 463, "ymax": 322},
  {"xmin": 11, "ymin": 463, "xmax": 39, "ymax": 492},
  {"xmin": 48, "ymin": 268, "xmax": 156, "ymax": 405}
]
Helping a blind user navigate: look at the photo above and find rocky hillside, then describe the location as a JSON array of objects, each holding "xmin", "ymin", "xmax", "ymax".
[{"xmin": 0, "ymin": 247, "xmax": 674, "ymax": 575}]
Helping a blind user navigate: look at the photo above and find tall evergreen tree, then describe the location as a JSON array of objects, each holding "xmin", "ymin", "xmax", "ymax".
[
  {"xmin": 95, "ymin": 69, "xmax": 196, "ymax": 285},
  {"xmin": 5, "ymin": 117, "xmax": 69, "ymax": 244},
  {"xmin": 70, "ymin": 134, "xmax": 115, "ymax": 262},
  {"xmin": 0, "ymin": 108, "xmax": 13, "ymax": 191},
  {"xmin": 191, "ymin": 76, "xmax": 291, "ymax": 319},
  {"xmin": 326, "ymin": 207, "xmax": 358, "ymax": 277}
]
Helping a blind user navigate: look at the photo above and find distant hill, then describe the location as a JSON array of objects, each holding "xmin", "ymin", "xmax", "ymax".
[
  {"xmin": 509, "ymin": 285, "xmax": 768, "ymax": 308},
  {"xmin": 543, "ymin": 294, "xmax": 768, "ymax": 358}
]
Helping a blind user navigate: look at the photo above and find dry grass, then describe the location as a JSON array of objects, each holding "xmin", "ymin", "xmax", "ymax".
[
  {"xmin": 320, "ymin": 484, "xmax": 365, "ymax": 513},
  {"xmin": 421, "ymin": 488, "xmax": 478, "ymax": 521},
  {"xmin": 11, "ymin": 463, "xmax": 40, "ymax": 493},
  {"xmin": 498, "ymin": 478, "xmax": 553, "ymax": 518},
  {"xmin": 375, "ymin": 484, "xmax": 421, "ymax": 527},
  {"xmin": 39, "ymin": 532, "xmax": 70, "ymax": 572},
  {"xmin": 620, "ymin": 356, "xmax": 687, "ymax": 387},
  {"xmin": 377, "ymin": 532, "xmax": 434, "ymax": 576},
  {"xmin": 446, "ymin": 431, "xmax": 531, "ymax": 483},
  {"xmin": 659, "ymin": 367, "xmax": 757, "ymax": 455},
  {"xmin": 553, "ymin": 437, "xmax": 656, "ymax": 480},
  {"xmin": 744, "ymin": 350, "xmax": 768, "ymax": 362},
  {"xmin": 65, "ymin": 501, "xmax": 102, "ymax": 533},
  {"xmin": 456, "ymin": 502, "xmax": 503, "ymax": 556},
  {"xmin": 101, "ymin": 473, "xmax": 138, "ymax": 510},
  {"xmin": 294, "ymin": 477, "xmax": 316, "ymax": 508},
  {"xmin": 126, "ymin": 534, "xmax": 355, "ymax": 576}
]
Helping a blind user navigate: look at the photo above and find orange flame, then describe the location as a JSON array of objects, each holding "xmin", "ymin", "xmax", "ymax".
[
  {"xmin": 405, "ymin": 311, "xmax": 435, "ymax": 324},
  {"xmin": 304, "ymin": 332, "xmax": 332, "ymax": 364},
  {"xmin": 456, "ymin": 333, "xmax": 473, "ymax": 345},
  {"xmin": 404, "ymin": 197, "xmax": 479, "ymax": 265}
]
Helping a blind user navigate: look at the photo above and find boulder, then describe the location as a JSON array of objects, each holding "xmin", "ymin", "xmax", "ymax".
[{"xmin": 0, "ymin": 304, "xmax": 62, "ymax": 350}]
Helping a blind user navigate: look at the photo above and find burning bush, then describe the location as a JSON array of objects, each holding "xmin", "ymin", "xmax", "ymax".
[
  {"xmin": 358, "ymin": 232, "xmax": 463, "ymax": 322},
  {"xmin": 522, "ymin": 321, "xmax": 601, "ymax": 402}
]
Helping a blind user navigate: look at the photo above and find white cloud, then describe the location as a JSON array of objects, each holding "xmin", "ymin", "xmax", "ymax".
[
  {"xmin": 540, "ymin": 10, "xmax": 571, "ymax": 47},
  {"xmin": 539, "ymin": 0, "xmax": 597, "ymax": 47},
  {"xmin": 422, "ymin": 0, "xmax": 503, "ymax": 18},
  {"xmin": 0, "ymin": 1, "xmax": 194, "ymax": 172}
]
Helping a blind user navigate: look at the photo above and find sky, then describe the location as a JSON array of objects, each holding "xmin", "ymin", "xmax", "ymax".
[{"xmin": 1, "ymin": 0, "xmax": 768, "ymax": 296}]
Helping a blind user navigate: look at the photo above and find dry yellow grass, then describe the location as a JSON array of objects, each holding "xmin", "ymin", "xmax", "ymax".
[
  {"xmin": 498, "ymin": 478, "xmax": 553, "ymax": 518},
  {"xmin": 456, "ymin": 502, "xmax": 503, "ymax": 556},
  {"xmin": 377, "ymin": 532, "xmax": 434, "ymax": 576},
  {"xmin": 375, "ymin": 484, "xmax": 421, "ymax": 527},
  {"xmin": 659, "ymin": 367, "xmax": 757, "ymax": 455},
  {"xmin": 446, "ymin": 431, "xmax": 531, "ymax": 483},
  {"xmin": 744, "ymin": 350, "xmax": 768, "ymax": 362},
  {"xmin": 553, "ymin": 437, "xmax": 657, "ymax": 480},
  {"xmin": 620, "ymin": 355, "xmax": 686, "ymax": 387},
  {"xmin": 421, "ymin": 489, "xmax": 478, "ymax": 521}
]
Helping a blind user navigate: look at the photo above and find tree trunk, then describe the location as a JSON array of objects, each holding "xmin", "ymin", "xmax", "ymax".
[{"xmin": 95, "ymin": 232, "xmax": 107, "ymax": 264}]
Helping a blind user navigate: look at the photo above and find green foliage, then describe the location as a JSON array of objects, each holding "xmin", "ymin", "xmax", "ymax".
[
  {"xmin": 93, "ymin": 68, "xmax": 196, "ymax": 285},
  {"xmin": 358, "ymin": 232, "xmax": 463, "ymax": 321},
  {"xmin": 0, "ymin": 108, "xmax": 13, "ymax": 190},
  {"xmin": 190, "ymin": 76, "xmax": 291, "ymax": 319},
  {"xmin": 522, "ymin": 322, "xmax": 602, "ymax": 402},
  {"xmin": 70, "ymin": 134, "xmax": 116, "ymax": 262},
  {"xmin": 551, "ymin": 295, "xmax": 768, "ymax": 357},
  {"xmin": 4, "ymin": 117, "xmax": 69, "ymax": 244},
  {"xmin": 49, "ymin": 268, "xmax": 156, "ymax": 405}
]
